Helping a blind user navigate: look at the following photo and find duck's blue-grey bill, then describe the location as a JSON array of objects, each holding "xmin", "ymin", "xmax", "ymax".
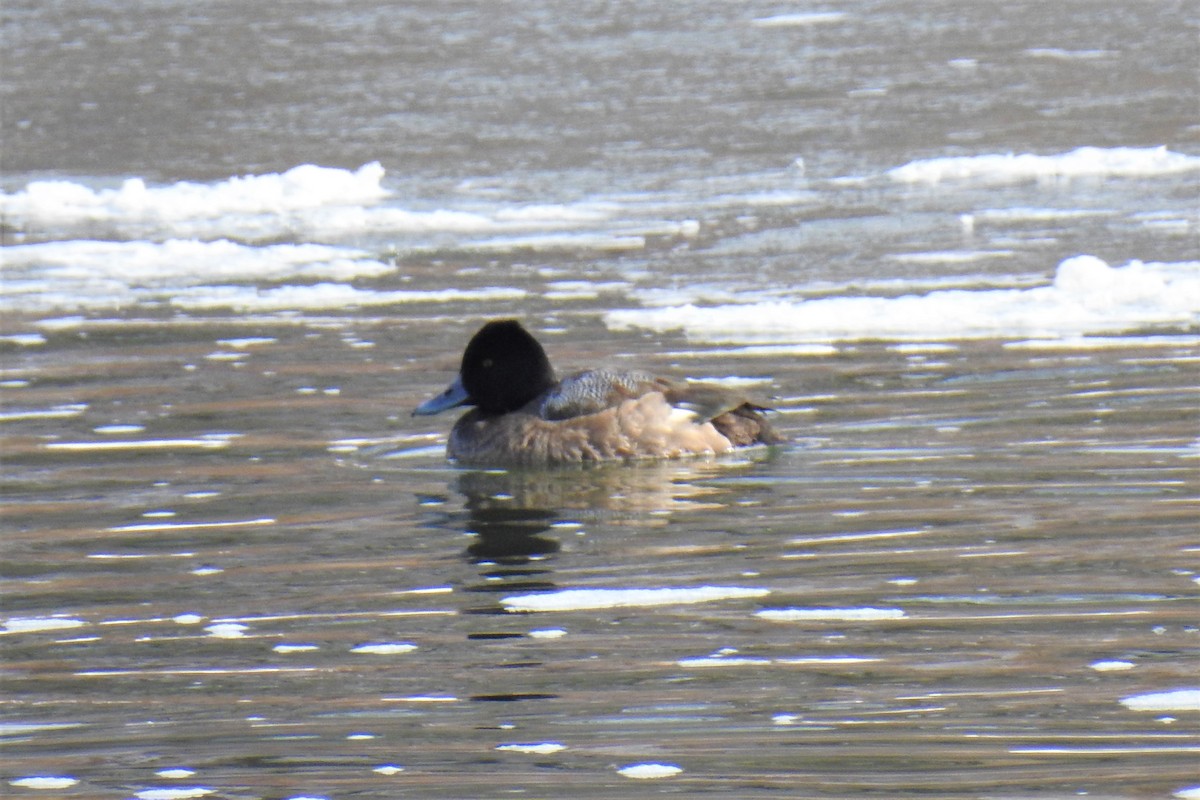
[{"xmin": 413, "ymin": 375, "xmax": 470, "ymax": 416}]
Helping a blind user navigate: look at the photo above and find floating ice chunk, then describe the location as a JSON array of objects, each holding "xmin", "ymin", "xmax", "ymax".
[
  {"xmin": 1119, "ymin": 689, "xmax": 1200, "ymax": 712},
  {"xmin": 373, "ymin": 765, "xmax": 405, "ymax": 775},
  {"xmin": 617, "ymin": 763, "xmax": 684, "ymax": 779},
  {"xmin": 677, "ymin": 656, "xmax": 772, "ymax": 667},
  {"xmin": 94, "ymin": 424, "xmax": 146, "ymax": 434},
  {"xmin": 756, "ymin": 607, "xmax": 907, "ymax": 622},
  {"xmin": 132, "ymin": 789, "xmax": 215, "ymax": 800},
  {"xmin": 887, "ymin": 250, "xmax": 1015, "ymax": 264},
  {"xmin": 606, "ymin": 257, "xmax": 1200, "ymax": 343},
  {"xmin": 752, "ymin": 12, "xmax": 847, "ymax": 26},
  {"xmin": 1090, "ymin": 660, "xmax": 1136, "ymax": 672},
  {"xmin": 20, "ymin": 238, "xmax": 388, "ymax": 282},
  {"xmin": 107, "ymin": 517, "xmax": 273, "ymax": 534},
  {"xmin": 204, "ymin": 622, "xmax": 249, "ymax": 639},
  {"xmin": 528, "ymin": 628, "xmax": 567, "ymax": 639},
  {"xmin": 496, "ymin": 742, "xmax": 567, "ymax": 754},
  {"xmin": 9, "ymin": 777, "xmax": 80, "ymax": 789},
  {"xmin": 1024, "ymin": 48, "xmax": 1114, "ymax": 60},
  {"xmin": 350, "ymin": 642, "xmax": 418, "ymax": 655},
  {"xmin": 1, "ymin": 617, "xmax": 87, "ymax": 634},
  {"xmin": 502, "ymin": 586, "xmax": 769, "ymax": 612},
  {"xmin": 887, "ymin": 146, "xmax": 1200, "ymax": 185},
  {"xmin": 1175, "ymin": 787, "xmax": 1200, "ymax": 799},
  {"xmin": 0, "ymin": 333, "xmax": 47, "ymax": 346},
  {"xmin": 467, "ymin": 232, "xmax": 645, "ymax": 252},
  {"xmin": 168, "ymin": 283, "xmax": 526, "ymax": 312},
  {"xmin": 48, "ymin": 435, "xmax": 240, "ymax": 453},
  {"xmin": 1005, "ymin": 334, "xmax": 1200, "ymax": 350},
  {"xmin": 975, "ymin": 206, "xmax": 1115, "ymax": 222},
  {"xmin": 0, "ymin": 403, "xmax": 87, "ymax": 422},
  {"xmin": 0, "ymin": 163, "xmax": 386, "ymax": 226},
  {"xmin": 155, "ymin": 769, "xmax": 196, "ymax": 778}
]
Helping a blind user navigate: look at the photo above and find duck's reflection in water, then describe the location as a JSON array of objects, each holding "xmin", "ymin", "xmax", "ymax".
[
  {"xmin": 450, "ymin": 456, "xmax": 770, "ymax": 570},
  {"xmin": 458, "ymin": 473, "xmax": 561, "ymax": 567}
]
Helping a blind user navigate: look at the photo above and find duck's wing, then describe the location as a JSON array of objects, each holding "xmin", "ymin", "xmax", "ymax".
[
  {"xmin": 540, "ymin": 370, "xmax": 786, "ymax": 447},
  {"xmin": 662, "ymin": 380, "xmax": 788, "ymax": 446},
  {"xmin": 538, "ymin": 370, "xmax": 667, "ymax": 420}
]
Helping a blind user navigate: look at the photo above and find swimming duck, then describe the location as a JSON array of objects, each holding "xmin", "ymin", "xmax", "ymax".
[{"xmin": 413, "ymin": 320, "xmax": 785, "ymax": 465}]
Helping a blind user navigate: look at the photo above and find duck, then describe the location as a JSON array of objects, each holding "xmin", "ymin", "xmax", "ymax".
[{"xmin": 413, "ymin": 320, "xmax": 786, "ymax": 465}]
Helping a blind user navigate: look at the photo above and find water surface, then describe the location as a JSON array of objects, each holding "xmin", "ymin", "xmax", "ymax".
[{"xmin": 2, "ymin": 1, "xmax": 1199, "ymax": 797}]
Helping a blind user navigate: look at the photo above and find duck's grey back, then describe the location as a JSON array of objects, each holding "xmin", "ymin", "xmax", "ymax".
[{"xmin": 538, "ymin": 370, "xmax": 662, "ymax": 421}]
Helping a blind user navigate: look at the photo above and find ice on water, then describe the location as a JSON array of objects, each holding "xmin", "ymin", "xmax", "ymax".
[
  {"xmin": 5, "ymin": 147, "xmax": 1197, "ymax": 340},
  {"xmin": 607, "ymin": 256, "xmax": 1200, "ymax": 343}
]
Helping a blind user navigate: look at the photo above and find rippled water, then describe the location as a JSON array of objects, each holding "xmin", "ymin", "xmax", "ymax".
[
  {"xmin": 3, "ymin": 1, "xmax": 1199, "ymax": 798},
  {"xmin": 4, "ymin": 324, "xmax": 1198, "ymax": 797}
]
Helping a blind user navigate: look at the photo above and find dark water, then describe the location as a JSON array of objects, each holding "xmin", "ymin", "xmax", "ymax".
[
  {"xmin": 2, "ymin": 1, "xmax": 1199, "ymax": 798},
  {"xmin": 3, "ymin": 322, "xmax": 1198, "ymax": 797}
]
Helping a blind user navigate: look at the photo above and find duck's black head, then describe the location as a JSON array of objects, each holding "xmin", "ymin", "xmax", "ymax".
[{"xmin": 459, "ymin": 320, "xmax": 555, "ymax": 415}]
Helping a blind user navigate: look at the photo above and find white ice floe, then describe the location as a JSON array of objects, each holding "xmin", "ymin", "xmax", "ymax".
[
  {"xmin": 8, "ymin": 777, "xmax": 80, "ymax": 790},
  {"xmin": 45, "ymin": 438, "xmax": 234, "ymax": 452},
  {"xmin": 0, "ymin": 163, "xmax": 387, "ymax": 236},
  {"xmin": 617, "ymin": 763, "xmax": 684, "ymax": 779},
  {"xmin": 677, "ymin": 656, "xmax": 772, "ymax": 668},
  {"xmin": 204, "ymin": 622, "xmax": 249, "ymax": 639},
  {"xmin": 496, "ymin": 742, "xmax": 567, "ymax": 755},
  {"xmin": 0, "ymin": 163, "xmax": 626, "ymax": 245},
  {"xmin": 606, "ymin": 256, "xmax": 1200, "ymax": 343},
  {"xmin": 528, "ymin": 628, "xmax": 568, "ymax": 639},
  {"xmin": 3, "ymin": 238, "xmax": 391, "ymax": 284},
  {"xmin": 887, "ymin": 146, "xmax": 1200, "ymax": 185},
  {"xmin": 373, "ymin": 765, "xmax": 405, "ymax": 775},
  {"xmin": 501, "ymin": 586, "xmax": 769, "ymax": 612},
  {"xmin": 1, "ymin": 239, "xmax": 395, "ymax": 312},
  {"xmin": 1024, "ymin": 48, "xmax": 1115, "ymax": 60},
  {"xmin": 167, "ymin": 283, "xmax": 526, "ymax": 312},
  {"xmin": 1, "ymin": 617, "xmax": 87, "ymax": 634},
  {"xmin": 0, "ymin": 403, "xmax": 88, "ymax": 422},
  {"xmin": 132, "ymin": 789, "xmax": 215, "ymax": 800},
  {"xmin": 1119, "ymin": 689, "xmax": 1200, "ymax": 712},
  {"xmin": 755, "ymin": 607, "xmax": 907, "ymax": 622},
  {"xmin": 0, "ymin": 332, "xmax": 47, "ymax": 346},
  {"xmin": 1005, "ymin": 334, "xmax": 1200, "ymax": 350},
  {"xmin": 349, "ymin": 642, "xmax": 418, "ymax": 655},
  {"xmin": 752, "ymin": 12, "xmax": 848, "ymax": 27}
]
